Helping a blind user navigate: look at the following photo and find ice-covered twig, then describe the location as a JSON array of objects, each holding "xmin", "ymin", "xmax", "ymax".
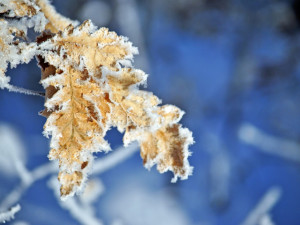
[
  {"xmin": 11, "ymin": 221, "xmax": 29, "ymax": 225},
  {"xmin": 4, "ymin": 84, "xmax": 45, "ymax": 97},
  {"xmin": 79, "ymin": 179, "xmax": 105, "ymax": 206},
  {"xmin": 93, "ymin": 143, "xmax": 139, "ymax": 174},
  {"xmin": 259, "ymin": 214, "xmax": 275, "ymax": 225},
  {"xmin": 44, "ymin": 143, "xmax": 138, "ymax": 225},
  {"xmin": 0, "ymin": 162, "xmax": 57, "ymax": 210},
  {"xmin": 1, "ymin": 144, "xmax": 138, "ymax": 210},
  {"xmin": 0, "ymin": 204, "xmax": 21, "ymax": 223},
  {"xmin": 59, "ymin": 198, "xmax": 102, "ymax": 225},
  {"xmin": 238, "ymin": 123, "xmax": 300, "ymax": 163},
  {"xmin": 203, "ymin": 133, "xmax": 230, "ymax": 210},
  {"xmin": 240, "ymin": 187, "xmax": 281, "ymax": 225},
  {"xmin": 0, "ymin": 186, "xmax": 23, "ymax": 212},
  {"xmin": 0, "ymin": 124, "xmax": 31, "ymax": 184},
  {"xmin": 45, "ymin": 144, "xmax": 139, "ymax": 225},
  {"xmin": 30, "ymin": 162, "xmax": 57, "ymax": 181},
  {"xmin": 48, "ymin": 177, "xmax": 103, "ymax": 225}
]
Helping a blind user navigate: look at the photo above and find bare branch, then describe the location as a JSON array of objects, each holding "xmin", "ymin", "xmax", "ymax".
[
  {"xmin": 240, "ymin": 187, "xmax": 281, "ymax": 225},
  {"xmin": 239, "ymin": 123, "xmax": 300, "ymax": 163}
]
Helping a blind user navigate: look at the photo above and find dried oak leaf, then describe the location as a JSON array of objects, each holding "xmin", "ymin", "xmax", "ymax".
[
  {"xmin": 108, "ymin": 70, "xmax": 193, "ymax": 182},
  {"xmin": 39, "ymin": 20, "xmax": 193, "ymax": 199},
  {"xmin": 0, "ymin": 0, "xmax": 46, "ymax": 88},
  {"xmin": 0, "ymin": 0, "xmax": 38, "ymax": 17},
  {"xmin": 36, "ymin": 0, "xmax": 79, "ymax": 33}
]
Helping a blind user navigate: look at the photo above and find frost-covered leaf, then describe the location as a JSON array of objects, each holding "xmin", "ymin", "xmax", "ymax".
[
  {"xmin": 39, "ymin": 20, "xmax": 193, "ymax": 199},
  {"xmin": 35, "ymin": 0, "xmax": 78, "ymax": 33},
  {"xmin": 38, "ymin": 21, "xmax": 137, "ymax": 198},
  {"xmin": 0, "ymin": 0, "xmax": 194, "ymax": 200},
  {"xmin": 41, "ymin": 64, "xmax": 112, "ymax": 198},
  {"xmin": 0, "ymin": 0, "xmax": 47, "ymax": 89},
  {"xmin": 0, "ymin": 20, "xmax": 37, "ymax": 88},
  {"xmin": 0, "ymin": 0, "xmax": 38, "ymax": 17},
  {"xmin": 108, "ymin": 70, "xmax": 194, "ymax": 182}
]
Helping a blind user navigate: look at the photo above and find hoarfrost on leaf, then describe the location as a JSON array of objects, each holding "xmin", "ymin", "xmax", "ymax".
[
  {"xmin": 1, "ymin": 0, "xmax": 194, "ymax": 200},
  {"xmin": 0, "ymin": 0, "xmax": 47, "ymax": 89}
]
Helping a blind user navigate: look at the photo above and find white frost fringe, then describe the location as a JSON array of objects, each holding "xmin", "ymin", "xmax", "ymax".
[
  {"xmin": 4, "ymin": 84, "xmax": 44, "ymax": 97},
  {"xmin": 0, "ymin": 204, "xmax": 21, "ymax": 223}
]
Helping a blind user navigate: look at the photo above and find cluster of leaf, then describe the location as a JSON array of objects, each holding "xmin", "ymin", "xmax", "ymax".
[{"xmin": 0, "ymin": 0, "xmax": 194, "ymax": 199}]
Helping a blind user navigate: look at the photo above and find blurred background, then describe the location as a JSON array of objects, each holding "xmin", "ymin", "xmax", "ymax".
[{"xmin": 1, "ymin": 0, "xmax": 300, "ymax": 224}]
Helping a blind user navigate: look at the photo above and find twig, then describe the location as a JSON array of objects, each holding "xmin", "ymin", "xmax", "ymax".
[
  {"xmin": 48, "ymin": 177, "xmax": 103, "ymax": 225},
  {"xmin": 203, "ymin": 133, "xmax": 230, "ymax": 210},
  {"xmin": 259, "ymin": 214, "xmax": 275, "ymax": 225},
  {"xmin": 0, "ymin": 162, "xmax": 57, "ymax": 210},
  {"xmin": 0, "ymin": 204, "xmax": 21, "ymax": 223},
  {"xmin": 239, "ymin": 123, "xmax": 300, "ymax": 163},
  {"xmin": 0, "ymin": 144, "xmax": 138, "ymax": 210},
  {"xmin": 4, "ymin": 84, "xmax": 45, "ymax": 97},
  {"xmin": 240, "ymin": 187, "xmax": 281, "ymax": 225},
  {"xmin": 93, "ymin": 142, "xmax": 139, "ymax": 174}
]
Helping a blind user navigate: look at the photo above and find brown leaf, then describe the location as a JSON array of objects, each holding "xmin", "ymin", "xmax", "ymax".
[
  {"xmin": 39, "ymin": 20, "xmax": 193, "ymax": 199},
  {"xmin": 0, "ymin": 0, "xmax": 46, "ymax": 88},
  {"xmin": 1, "ymin": 0, "xmax": 194, "ymax": 200},
  {"xmin": 36, "ymin": 0, "xmax": 78, "ymax": 33},
  {"xmin": 1, "ymin": 0, "xmax": 38, "ymax": 17}
]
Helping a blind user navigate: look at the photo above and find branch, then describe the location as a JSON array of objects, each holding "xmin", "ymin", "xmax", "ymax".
[
  {"xmin": 239, "ymin": 123, "xmax": 300, "ymax": 163},
  {"xmin": 0, "ymin": 144, "xmax": 138, "ymax": 210},
  {"xmin": 259, "ymin": 214, "xmax": 275, "ymax": 225},
  {"xmin": 4, "ymin": 84, "xmax": 45, "ymax": 97},
  {"xmin": 48, "ymin": 177, "xmax": 103, "ymax": 225},
  {"xmin": 36, "ymin": 0, "xmax": 79, "ymax": 32},
  {"xmin": 0, "ymin": 204, "xmax": 21, "ymax": 223},
  {"xmin": 203, "ymin": 133, "xmax": 230, "ymax": 210},
  {"xmin": 93, "ymin": 142, "xmax": 139, "ymax": 174},
  {"xmin": 240, "ymin": 187, "xmax": 281, "ymax": 225},
  {"xmin": 0, "ymin": 162, "xmax": 57, "ymax": 210}
]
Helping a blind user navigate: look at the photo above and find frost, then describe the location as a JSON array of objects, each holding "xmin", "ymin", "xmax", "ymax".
[
  {"xmin": 0, "ymin": 0, "xmax": 194, "ymax": 200},
  {"xmin": 0, "ymin": 0, "xmax": 47, "ymax": 89},
  {"xmin": 0, "ymin": 204, "xmax": 21, "ymax": 223},
  {"xmin": 35, "ymin": 0, "xmax": 79, "ymax": 33}
]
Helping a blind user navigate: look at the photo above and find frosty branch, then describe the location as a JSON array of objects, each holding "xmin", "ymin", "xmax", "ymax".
[{"xmin": 0, "ymin": 0, "xmax": 194, "ymax": 200}]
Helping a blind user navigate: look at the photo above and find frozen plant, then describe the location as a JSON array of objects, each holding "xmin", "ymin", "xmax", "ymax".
[{"xmin": 0, "ymin": 0, "xmax": 194, "ymax": 200}]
